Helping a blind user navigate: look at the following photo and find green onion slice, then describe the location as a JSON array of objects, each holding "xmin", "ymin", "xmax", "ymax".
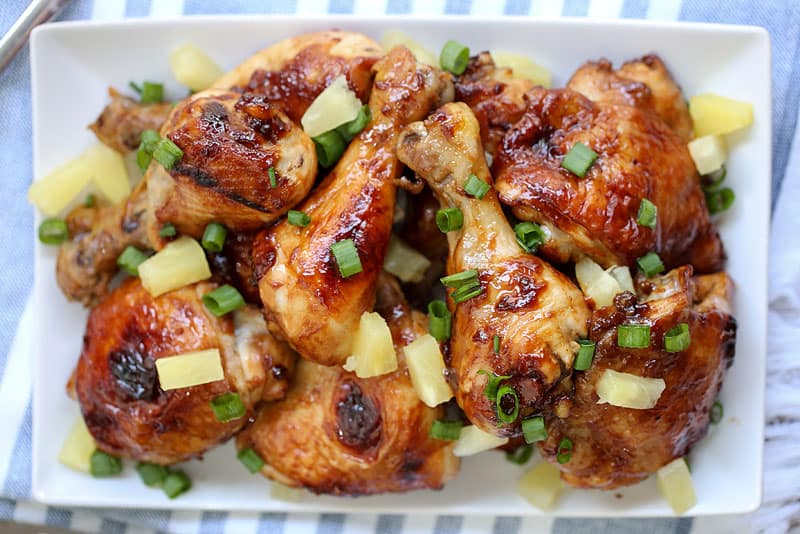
[
  {"xmin": 201, "ymin": 222, "xmax": 228, "ymax": 252},
  {"xmin": 663, "ymin": 323, "xmax": 690, "ymax": 353},
  {"xmin": 439, "ymin": 40, "xmax": 470, "ymax": 75},
  {"xmin": 617, "ymin": 324, "xmax": 651, "ymax": 348},
  {"xmin": 561, "ymin": 142, "xmax": 598, "ymax": 177},
  {"xmin": 706, "ymin": 187, "xmax": 735, "ymax": 215},
  {"xmin": 287, "ymin": 210, "xmax": 311, "ymax": 227},
  {"xmin": 163, "ymin": 470, "xmax": 191, "ymax": 499},
  {"xmin": 330, "ymin": 238, "xmax": 363, "ymax": 278},
  {"xmin": 505, "ymin": 444, "xmax": 534, "ymax": 465},
  {"xmin": 117, "ymin": 245, "xmax": 149, "ymax": 276},
  {"xmin": 556, "ymin": 438, "xmax": 573, "ymax": 464},
  {"xmin": 38, "ymin": 218, "xmax": 68, "ymax": 245},
  {"xmin": 84, "ymin": 194, "xmax": 96, "ymax": 208},
  {"xmin": 313, "ymin": 130, "xmax": 346, "ymax": 168},
  {"xmin": 268, "ymin": 166, "xmax": 277, "ymax": 188},
  {"xmin": 203, "ymin": 284, "xmax": 245, "ymax": 317},
  {"xmin": 337, "ymin": 104, "xmax": 371, "ymax": 141},
  {"xmin": 135, "ymin": 462, "xmax": 168, "ymax": 487},
  {"xmin": 237, "ymin": 447, "xmax": 265, "ymax": 473},
  {"xmin": 429, "ymin": 420, "xmax": 463, "ymax": 441},
  {"xmin": 90, "ymin": 450, "xmax": 123, "ymax": 477},
  {"xmin": 159, "ymin": 223, "xmax": 177, "ymax": 238},
  {"xmin": 514, "ymin": 221, "xmax": 546, "ymax": 253},
  {"xmin": 209, "ymin": 392, "xmax": 247, "ymax": 422},
  {"xmin": 636, "ymin": 251, "xmax": 665, "ymax": 277},
  {"xmin": 129, "ymin": 81, "xmax": 142, "ymax": 94},
  {"xmin": 636, "ymin": 198, "xmax": 657, "ymax": 228},
  {"xmin": 496, "ymin": 384, "xmax": 520, "ymax": 423},
  {"xmin": 573, "ymin": 340, "xmax": 596, "ymax": 371},
  {"xmin": 140, "ymin": 81, "xmax": 164, "ymax": 104},
  {"xmin": 153, "ymin": 138, "xmax": 184, "ymax": 170},
  {"xmin": 477, "ymin": 369, "xmax": 512, "ymax": 402},
  {"xmin": 435, "ymin": 207, "xmax": 464, "ymax": 233},
  {"xmin": 710, "ymin": 400, "xmax": 724, "ymax": 424},
  {"xmin": 441, "ymin": 269, "xmax": 479, "ymax": 288},
  {"xmin": 427, "ymin": 300, "xmax": 452, "ymax": 342},
  {"xmin": 464, "ymin": 174, "xmax": 490, "ymax": 199},
  {"xmin": 522, "ymin": 416, "xmax": 547, "ymax": 444},
  {"xmin": 450, "ymin": 282, "xmax": 483, "ymax": 304},
  {"xmin": 493, "ymin": 335, "xmax": 500, "ymax": 354},
  {"xmin": 140, "ymin": 129, "xmax": 161, "ymax": 153}
]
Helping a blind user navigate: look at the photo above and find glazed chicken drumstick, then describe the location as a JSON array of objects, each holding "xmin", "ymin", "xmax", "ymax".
[{"xmin": 396, "ymin": 102, "xmax": 590, "ymax": 437}]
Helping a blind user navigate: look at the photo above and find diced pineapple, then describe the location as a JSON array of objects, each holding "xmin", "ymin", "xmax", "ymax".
[
  {"xmin": 688, "ymin": 135, "xmax": 727, "ymax": 175},
  {"xmin": 58, "ymin": 417, "xmax": 96, "ymax": 473},
  {"xmin": 596, "ymin": 369, "xmax": 665, "ymax": 409},
  {"xmin": 689, "ymin": 93, "xmax": 754, "ymax": 138},
  {"xmin": 575, "ymin": 257, "xmax": 622, "ymax": 308},
  {"xmin": 343, "ymin": 312, "xmax": 398, "ymax": 378},
  {"xmin": 518, "ymin": 461, "xmax": 563, "ymax": 510},
  {"xmin": 29, "ymin": 153, "xmax": 93, "ymax": 216},
  {"xmin": 138, "ymin": 237, "xmax": 211, "ymax": 297},
  {"xmin": 300, "ymin": 75, "xmax": 362, "ymax": 138},
  {"xmin": 403, "ymin": 334, "xmax": 453, "ymax": 407},
  {"xmin": 155, "ymin": 348, "xmax": 224, "ymax": 390},
  {"xmin": 491, "ymin": 50, "xmax": 552, "ymax": 88},
  {"xmin": 657, "ymin": 457, "xmax": 697, "ymax": 514},
  {"xmin": 270, "ymin": 482, "xmax": 305, "ymax": 502},
  {"xmin": 383, "ymin": 235, "xmax": 431, "ymax": 283},
  {"xmin": 607, "ymin": 265, "xmax": 635, "ymax": 294},
  {"xmin": 170, "ymin": 43, "xmax": 225, "ymax": 92},
  {"xmin": 453, "ymin": 425, "xmax": 509, "ymax": 457},
  {"xmin": 84, "ymin": 142, "xmax": 131, "ymax": 204},
  {"xmin": 380, "ymin": 31, "xmax": 438, "ymax": 66}
]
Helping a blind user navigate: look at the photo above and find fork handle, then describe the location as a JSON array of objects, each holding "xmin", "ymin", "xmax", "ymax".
[{"xmin": 0, "ymin": 0, "xmax": 72, "ymax": 75}]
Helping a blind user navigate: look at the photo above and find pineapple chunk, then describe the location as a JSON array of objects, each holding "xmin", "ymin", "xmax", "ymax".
[
  {"xmin": 380, "ymin": 31, "xmax": 438, "ymax": 66},
  {"xmin": 688, "ymin": 135, "xmax": 727, "ymax": 175},
  {"xmin": 138, "ymin": 237, "xmax": 211, "ymax": 297},
  {"xmin": 300, "ymin": 75, "xmax": 362, "ymax": 138},
  {"xmin": 58, "ymin": 417, "xmax": 96, "ymax": 473},
  {"xmin": 596, "ymin": 369, "xmax": 665, "ymax": 409},
  {"xmin": 383, "ymin": 235, "xmax": 431, "ymax": 283},
  {"xmin": 271, "ymin": 482, "xmax": 305, "ymax": 502},
  {"xmin": 84, "ymin": 142, "xmax": 131, "ymax": 204},
  {"xmin": 403, "ymin": 334, "xmax": 453, "ymax": 407},
  {"xmin": 518, "ymin": 461, "xmax": 563, "ymax": 510},
  {"xmin": 689, "ymin": 93, "xmax": 754, "ymax": 138},
  {"xmin": 657, "ymin": 457, "xmax": 697, "ymax": 514},
  {"xmin": 155, "ymin": 348, "xmax": 224, "ymax": 390},
  {"xmin": 453, "ymin": 425, "xmax": 509, "ymax": 457},
  {"xmin": 575, "ymin": 257, "xmax": 622, "ymax": 308},
  {"xmin": 491, "ymin": 50, "xmax": 552, "ymax": 88},
  {"xmin": 607, "ymin": 265, "xmax": 635, "ymax": 294},
  {"xmin": 170, "ymin": 43, "xmax": 224, "ymax": 92},
  {"xmin": 343, "ymin": 312, "xmax": 398, "ymax": 378}
]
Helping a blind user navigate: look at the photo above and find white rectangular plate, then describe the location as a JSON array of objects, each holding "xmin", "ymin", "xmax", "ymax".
[{"xmin": 30, "ymin": 15, "xmax": 770, "ymax": 517}]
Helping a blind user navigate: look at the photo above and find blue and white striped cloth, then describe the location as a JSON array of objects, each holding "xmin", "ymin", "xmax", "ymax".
[{"xmin": 2, "ymin": 1, "xmax": 799, "ymax": 533}]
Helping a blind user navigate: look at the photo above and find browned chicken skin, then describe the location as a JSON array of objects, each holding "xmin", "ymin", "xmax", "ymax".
[
  {"xmin": 253, "ymin": 46, "xmax": 452, "ymax": 367},
  {"xmin": 236, "ymin": 274, "xmax": 459, "ymax": 495},
  {"xmin": 89, "ymin": 88, "xmax": 173, "ymax": 153},
  {"xmin": 397, "ymin": 102, "xmax": 590, "ymax": 437},
  {"xmin": 75, "ymin": 278, "xmax": 295, "ymax": 465},
  {"xmin": 494, "ymin": 87, "xmax": 725, "ymax": 272},
  {"xmin": 539, "ymin": 267, "xmax": 736, "ymax": 489}
]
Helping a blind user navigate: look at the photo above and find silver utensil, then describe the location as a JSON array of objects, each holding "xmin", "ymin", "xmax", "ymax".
[{"xmin": 0, "ymin": 0, "xmax": 71, "ymax": 74}]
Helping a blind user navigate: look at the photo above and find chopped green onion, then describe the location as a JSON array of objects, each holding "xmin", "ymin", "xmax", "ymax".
[
  {"xmin": 162, "ymin": 470, "xmax": 191, "ymax": 499},
  {"xmin": 556, "ymin": 438, "xmax": 573, "ymax": 464},
  {"xmin": 237, "ymin": 447, "xmax": 265, "ymax": 473},
  {"xmin": 706, "ymin": 187, "xmax": 735, "ymax": 215},
  {"xmin": 159, "ymin": 223, "xmax": 177, "ymax": 238},
  {"xmin": 330, "ymin": 239, "xmax": 363, "ymax": 278},
  {"xmin": 209, "ymin": 392, "xmax": 247, "ymax": 422},
  {"xmin": 441, "ymin": 269, "xmax": 479, "ymax": 288},
  {"xmin": 514, "ymin": 222, "xmax": 546, "ymax": 253},
  {"xmin": 336, "ymin": 104, "xmax": 371, "ymax": 141},
  {"xmin": 636, "ymin": 251, "xmax": 665, "ymax": 277},
  {"xmin": 496, "ymin": 384, "xmax": 520, "ymax": 423},
  {"xmin": 287, "ymin": 210, "xmax": 311, "ymax": 227},
  {"xmin": 477, "ymin": 369, "xmax": 512, "ymax": 402},
  {"xmin": 663, "ymin": 323, "xmax": 690, "ymax": 353},
  {"xmin": 140, "ymin": 81, "xmax": 164, "ymax": 104},
  {"xmin": 153, "ymin": 138, "xmax": 184, "ymax": 170},
  {"xmin": 637, "ymin": 198, "xmax": 657, "ymax": 228},
  {"xmin": 574, "ymin": 340, "xmax": 596, "ymax": 371},
  {"xmin": 505, "ymin": 444, "xmax": 534, "ymax": 465},
  {"xmin": 136, "ymin": 129, "xmax": 161, "ymax": 172},
  {"xmin": 201, "ymin": 222, "xmax": 227, "ymax": 252},
  {"xmin": 89, "ymin": 450, "xmax": 122, "ymax": 477},
  {"xmin": 84, "ymin": 194, "xmax": 96, "ymax": 208},
  {"xmin": 710, "ymin": 401, "xmax": 724, "ymax": 424},
  {"xmin": 313, "ymin": 130, "xmax": 346, "ymax": 168},
  {"xmin": 701, "ymin": 165, "xmax": 727, "ymax": 190},
  {"xmin": 522, "ymin": 416, "xmax": 547, "ymax": 444},
  {"xmin": 117, "ymin": 245, "xmax": 149, "ymax": 276},
  {"xmin": 464, "ymin": 174, "xmax": 490, "ymax": 199},
  {"xmin": 38, "ymin": 218, "xmax": 68, "ymax": 245},
  {"xmin": 427, "ymin": 300, "xmax": 452, "ymax": 342},
  {"xmin": 135, "ymin": 462, "xmax": 168, "ymax": 487},
  {"xmin": 561, "ymin": 142, "xmax": 598, "ymax": 177},
  {"xmin": 439, "ymin": 40, "xmax": 470, "ymax": 75},
  {"xmin": 617, "ymin": 324, "xmax": 651, "ymax": 349},
  {"xmin": 203, "ymin": 284, "xmax": 246, "ymax": 317},
  {"xmin": 435, "ymin": 208, "xmax": 464, "ymax": 233},
  {"xmin": 451, "ymin": 282, "xmax": 483, "ymax": 303},
  {"xmin": 268, "ymin": 166, "xmax": 277, "ymax": 188},
  {"xmin": 136, "ymin": 148, "xmax": 153, "ymax": 172},
  {"xmin": 129, "ymin": 81, "xmax": 142, "ymax": 94},
  {"xmin": 493, "ymin": 335, "xmax": 500, "ymax": 354},
  {"xmin": 429, "ymin": 420, "xmax": 463, "ymax": 441}
]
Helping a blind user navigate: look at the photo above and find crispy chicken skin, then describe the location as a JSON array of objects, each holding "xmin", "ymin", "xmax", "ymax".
[
  {"xmin": 396, "ymin": 102, "xmax": 590, "ymax": 437},
  {"xmin": 567, "ymin": 55, "xmax": 693, "ymax": 142},
  {"xmin": 455, "ymin": 52, "xmax": 535, "ymax": 157},
  {"xmin": 539, "ymin": 267, "xmax": 736, "ymax": 489},
  {"xmin": 75, "ymin": 278, "xmax": 295, "ymax": 464},
  {"xmin": 89, "ymin": 88, "xmax": 173, "ymax": 153},
  {"xmin": 252, "ymin": 46, "xmax": 452, "ymax": 366},
  {"xmin": 494, "ymin": 87, "xmax": 725, "ymax": 272},
  {"xmin": 236, "ymin": 274, "xmax": 459, "ymax": 495},
  {"xmin": 147, "ymin": 89, "xmax": 317, "ymax": 242}
]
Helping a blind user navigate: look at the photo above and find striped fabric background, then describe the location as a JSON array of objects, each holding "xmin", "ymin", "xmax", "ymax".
[{"xmin": 1, "ymin": 0, "xmax": 798, "ymax": 533}]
